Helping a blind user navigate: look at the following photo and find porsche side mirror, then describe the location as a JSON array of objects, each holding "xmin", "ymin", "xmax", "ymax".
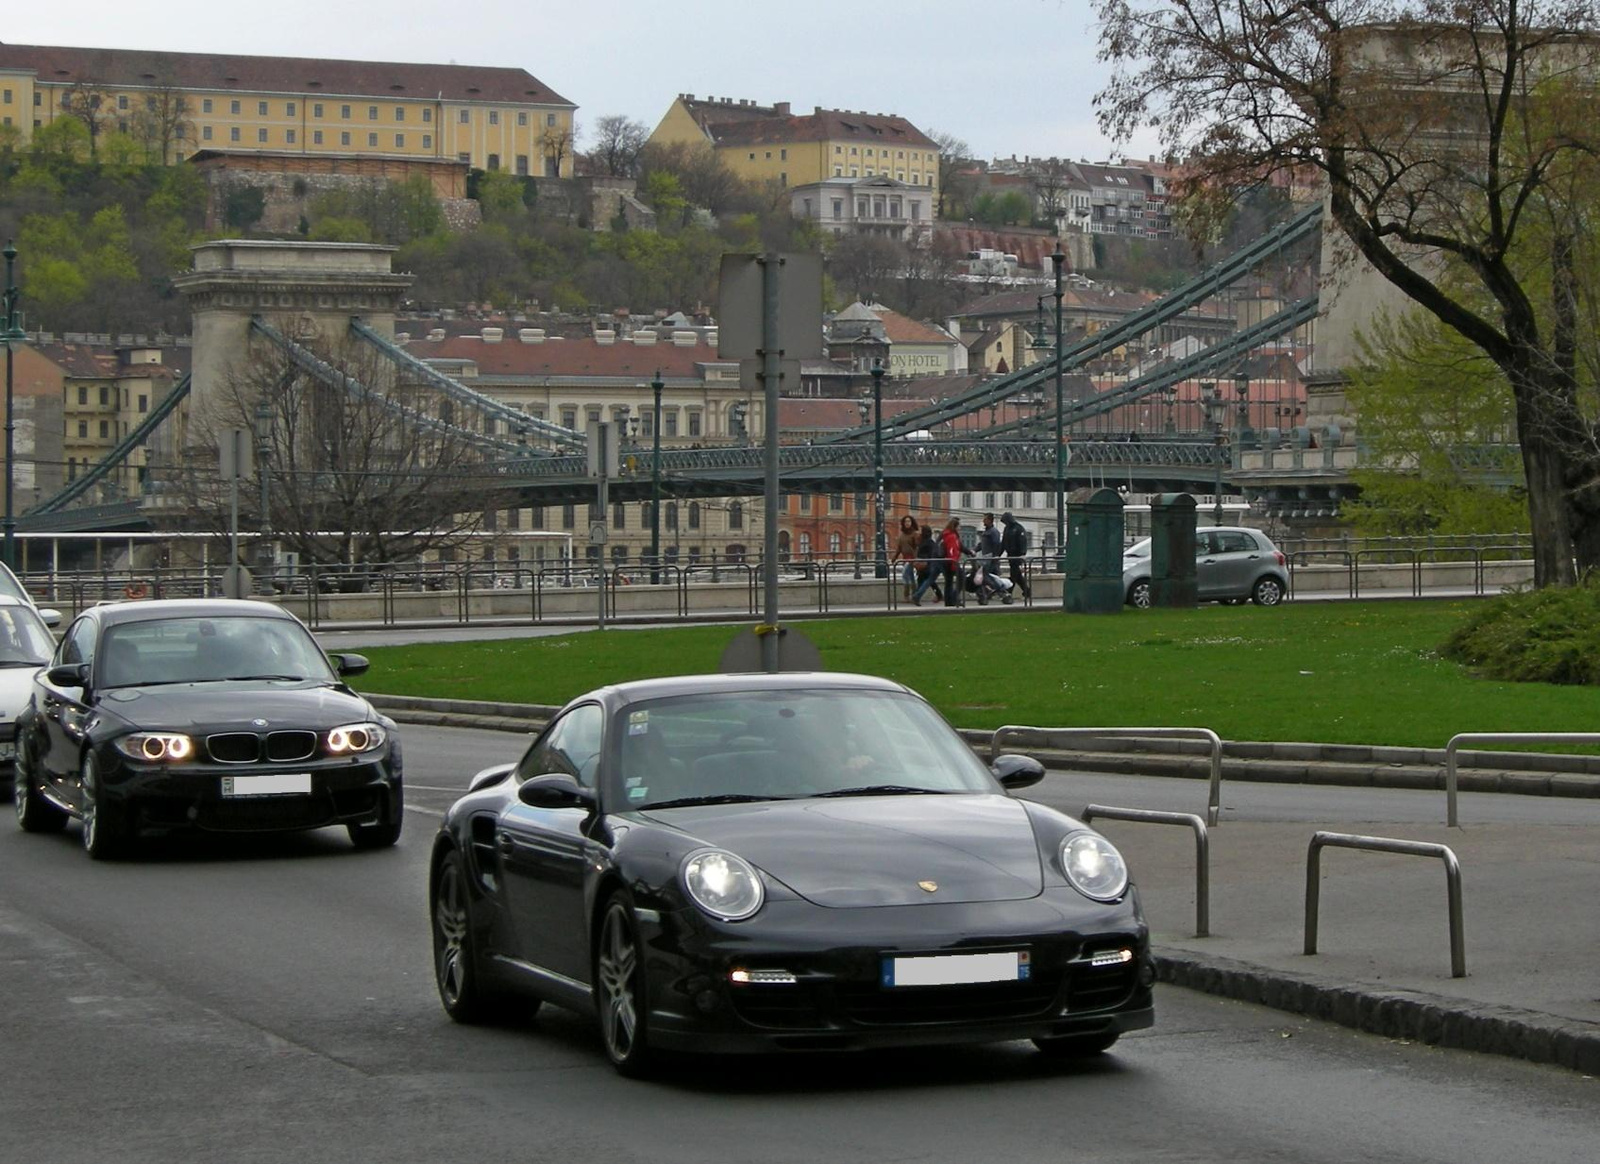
[
  {"xmin": 468, "ymin": 763, "xmax": 515, "ymax": 793},
  {"xmin": 330, "ymin": 652, "xmax": 370, "ymax": 677},
  {"xmin": 46, "ymin": 662, "xmax": 90, "ymax": 689},
  {"xmin": 518, "ymin": 772, "xmax": 597, "ymax": 810},
  {"xmin": 39, "ymin": 608, "xmax": 63, "ymax": 629},
  {"xmin": 992, "ymin": 753, "xmax": 1046, "ymax": 790}
]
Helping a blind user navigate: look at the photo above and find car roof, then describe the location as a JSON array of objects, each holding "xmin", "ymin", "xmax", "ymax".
[
  {"xmin": 587, "ymin": 671, "xmax": 911, "ymax": 710},
  {"xmin": 81, "ymin": 598, "xmax": 302, "ymax": 628}
]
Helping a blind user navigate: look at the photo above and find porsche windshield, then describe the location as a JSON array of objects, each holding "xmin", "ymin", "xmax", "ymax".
[
  {"xmin": 612, "ymin": 688, "xmax": 997, "ymax": 810},
  {"xmin": 97, "ymin": 616, "xmax": 338, "ymax": 688}
]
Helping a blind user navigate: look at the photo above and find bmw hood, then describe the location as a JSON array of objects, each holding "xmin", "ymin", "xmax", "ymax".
[
  {"xmin": 94, "ymin": 682, "xmax": 374, "ymax": 732},
  {"xmin": 645, "ymin": 793, "xmax": 1044, "ymax": 907}
]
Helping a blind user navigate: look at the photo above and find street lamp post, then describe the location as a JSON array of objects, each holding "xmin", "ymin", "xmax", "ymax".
[
  {"xmin": 255, "ymin": 396, "xmax": 273, "ymax": 582},
  {"xmin": 2, "ymin": 241, "xmax": 24, "ymax": 571},
  {"xmin": 1051, "ymin": 243, "xmax": 1065, "ymax": 569},
  {"xmin": 649, "ymin": 370, "xmax": 663, "ymax": 584},
  {"xmin": 870, "ymin": 360, "xmax": 887, "ymax": 579},
  {"xmin": 1201, "ymin": 382, "xmax": 1226, "ymax": 525}
]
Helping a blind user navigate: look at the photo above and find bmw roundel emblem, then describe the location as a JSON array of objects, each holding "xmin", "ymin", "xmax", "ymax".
[{"xmin": 252, "ymin": 718, "xmax": 269, "ymax": 728}]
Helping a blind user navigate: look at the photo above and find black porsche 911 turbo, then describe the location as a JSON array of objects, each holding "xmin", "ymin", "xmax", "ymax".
[
  {"xmin": 13, "ymin": 599, "xmax": 402, "ymax": 858},
  {"xmin": 430, "ymin": 672, "xmax": 1154, "ymax": 1075}
]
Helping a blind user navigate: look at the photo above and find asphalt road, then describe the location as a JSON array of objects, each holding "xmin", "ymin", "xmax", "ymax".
[{"xmin": 3, "ymin": 723, "xmax": 1597, "ymax": 1164}]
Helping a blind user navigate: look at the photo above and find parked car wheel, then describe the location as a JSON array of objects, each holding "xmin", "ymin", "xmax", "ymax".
[
  {"xmin": 1126, "ymin": 579, "xmax": 1152, "ymax": 609},
  {"xmin": 1251, "ymin": 577, "xmax": 1285, "ymax": 607}
]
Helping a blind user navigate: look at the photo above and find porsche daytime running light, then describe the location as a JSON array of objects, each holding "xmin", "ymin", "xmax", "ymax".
[
  {"xmin": 1060, "ymin": 832, "xmax": 1129, "ymax": 901},
  {"xmin": 682, "ymin": 849, "xmax": 765, "ymax": 922},
  {"xmin": 325, "ymin": 722, "xmax": 387, "ymax": 755},
  {"xmin": 113, "ymin": 733, "xmax": 195, "ymax": 763}
]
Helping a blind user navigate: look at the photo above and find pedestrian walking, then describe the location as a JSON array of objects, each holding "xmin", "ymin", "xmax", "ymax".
[
  {"xmin": 939, "ymin": 518, "xmax": 964, "ymax": 607},
  {"xmin": 893, "ymin": 516, "xmax": 921, "ymax": 599},
  {"xmin": 1000, "ymin": 511, "xmax": 1032, "ymax": 600},
  {"xmin": 911, "ymin": 523, "xmax": 944, "ymax": 606}
]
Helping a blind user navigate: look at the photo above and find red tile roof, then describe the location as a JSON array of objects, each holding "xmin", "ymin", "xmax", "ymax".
[
  {"xmin": 415, "ymin": 336, "xmax": 730, "ymax": 379},
  {"xmin": 0, "ymin": 43, "xmax": 573, "ymax": 107},
  {"xmin": 779, "ymin": 398, "xmax": 934, "ymax": 432},
  {"xmin": 710, "ymin": 109, "xmax": 936, "ymax": 151},
  {"xmin": 867, "ymin": 304, "xmax": 957, "ymax": 346}
]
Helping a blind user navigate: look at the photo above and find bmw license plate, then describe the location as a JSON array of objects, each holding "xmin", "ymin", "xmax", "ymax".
[
  {"xmin": 220, "ymin": 773, "xmax": 312, "ymax": 797},
  {"xmin": 881, "ymin": 950, "xmax": 1030, "ymax": 987}
]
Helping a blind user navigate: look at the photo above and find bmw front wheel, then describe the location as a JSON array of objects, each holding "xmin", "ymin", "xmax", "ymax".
[{"xmin": 80, "ymin": 752, "xmax": 127, "ymax": 860}]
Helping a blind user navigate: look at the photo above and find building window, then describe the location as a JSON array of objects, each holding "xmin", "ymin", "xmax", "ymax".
[
  {"xmin": 368, "ymin": 132, "xmax": 378, "ymax": 147},
  {"xmin": 34, "ymin": 92, "xmax": 42, "ymax": 107},
  {"xmin": 116, "ymin": 95, "xmax": 128, "ymax": 110},
  {"xmin": 341, "ymin": 132, "xmax": 351, "ymax": 146},
  {"xmin": 516, "ymin": 154, "xmax": 528, "ymax": 175},
  {"xmin": 231, "ymin": 100, "xmax": 241, "ymax": 115},
  {"xmin": 613, "ymin": 503, "xmax": 626, "ymax": 530},
  {"xmin": 313, "ymin": 103, "xmax": 322, "ymax": 118},
  {"xmin": 486, "ymin": 153, "xmax": 499, "ymax": 170},
  {"xmin": 829, "ymin": 493, "xmax": 843, "ymax": 512},
  {"xmin": 395, "ymin": 107, "xmax": 405, "ymax": 121},
  {"xmin": 546, "ymin": 113, "xmax": 556, "ymax": 126},
  {"xmin": 286, "ymin": 129, "xmax": 296, "ymax": 144},
  {"xmin": 459, "ymin": 109, "xmax": 469, "ymax": 124},
  {"xmin": 422, "ymin": 108, "xmax": 432, "ymax": 122},
  {"xmin": 561, "ymin": 408, "xmax": 577, "ymax": 429},
  {"xmin": 202, "ymin": 125, "xmax": 213, "ymax": 141},
  {"xmin": 517, "ymin": 111, "xmax": 528, "ymax": 126},
  {"xmin": 231, "ymin": 127, "xmax": 241, "ymax": 142},
  {"xmin": 489, "ymin": 110, "xmax": 499, "ymax": 125},
  {"xmin": 421, "ymin": 134, "xmax": 431, "ymax": 149},
  {"xmin": 586, "ymin": 406, "xmax": 602, "ymax": 425},
  {"xmin": 832, "ymin": 199, "xmax": 843, "ymax": 219},
  {"xmin": 78, "ymin": 421, "xmax": 88, "ymax": 438},
  {"xmin": 99, "ymin": 420, "xmax": 110, "ymax": 438},
  {"xmin": 313, "ymin": 130, "xmax": 323, "ymax": 144},
  {"xmin": 201, "ymin": 98, "xmax": 212, "ymax": 113},
  {"xmin": 829, "ymin": 532, "xmax": 842, "ymax": 554},
  {"xmin": 78, "ymin": 386, "xmax": 88, "ymax": 405},
  {"xmin": 457, "ymin": 151, "xmax": 470, "ymax": 162},
  {"xmin": 663, "ymin": 411, "xmax": 678, "ymax": 438},
  {"xmin": 341, "ymin": 104, "xmax": 352, "ymax": 119},
  {"xmin": 561, "ymin": 505, "xmax": 576, "ymax": 530},
  {"xmin": 368, "ymin": 105, "xmax": 378, "ymax": 120},
  {"xmin": 729, "ymin": 501, "xmax": 744, "ymax": 530},
  {"xmin": 688, "ymin": 502, "xmax": 701, "ymax": 530},
  {"xmin": 395, "ymin": 133, "xmax": 404, "ymax": 148},
  {"xmin": 138, "ymin": 394, "xmax": 148, "ymax": 413},
  {"xmin": 687, "ymin": 411, "xmax": 701, "ymax": 438}
]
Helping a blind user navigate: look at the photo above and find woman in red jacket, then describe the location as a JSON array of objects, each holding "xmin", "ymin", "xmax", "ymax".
[{"xmin": 939, "ymin": 518, "xmax": 964, "ymax": 607}]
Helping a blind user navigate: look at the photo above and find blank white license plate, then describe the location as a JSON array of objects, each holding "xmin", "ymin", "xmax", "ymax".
[
  {"xmin": 220, "ymin": 773, "xmax": 312, "ymax": 798},
  {"xmin": 882, "ymin": 950, "xmax": 1029, "ymax": 988}
]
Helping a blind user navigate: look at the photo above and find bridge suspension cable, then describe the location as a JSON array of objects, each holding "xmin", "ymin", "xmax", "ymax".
[
  {"xmin": 821, "ymin": 202, "xmax": 1324, "ymax": 445},
  {"xmin": 348, "ymin": 317, "xmax": 585, "ymax": 451}
]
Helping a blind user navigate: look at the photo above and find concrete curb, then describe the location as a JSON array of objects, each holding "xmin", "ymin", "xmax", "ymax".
[{"xmin": 1155, "ymin": 950, "xmax": 1600, "ymax": 1073}]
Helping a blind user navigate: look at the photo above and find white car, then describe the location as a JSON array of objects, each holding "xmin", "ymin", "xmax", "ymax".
[
  {"xmin": 0, "ymin": 596, "xmax": 60, "ymax": 799},
  {"xmin": 0, "ymin": 561, "xmax": 62, "ymax": 628}
]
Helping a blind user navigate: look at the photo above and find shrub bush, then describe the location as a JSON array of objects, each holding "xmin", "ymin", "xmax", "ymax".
[{"xmin": 1441, "ymin": 578, "xmax": 1600, "ymax": 685}]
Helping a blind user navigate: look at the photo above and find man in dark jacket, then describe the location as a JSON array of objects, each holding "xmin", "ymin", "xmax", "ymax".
[{"xmin": 1000, "ymin": 512, "xmax": 1031, "ymax": 600}]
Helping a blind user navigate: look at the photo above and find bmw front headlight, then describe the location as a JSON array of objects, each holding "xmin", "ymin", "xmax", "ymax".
[
  {"xmin": 325, "ymin": 722, "xmax": 387, "ymax": 756},
  {"xmin": 1060, "ymin": 831, "xmax": 1129, "ymax": 901},
  {"xmin": 682, "ymin": 849, "xmax": 765, "ymax": 921},
  {"xmin": 113, "ymin": 733, "xmax": 195, "ymax": 763}
]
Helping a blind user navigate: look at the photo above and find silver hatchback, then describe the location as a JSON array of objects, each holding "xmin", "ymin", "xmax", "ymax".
[{"xmin": 1123, "ymin": 527, "xmax": 1289, "ymax": 608}]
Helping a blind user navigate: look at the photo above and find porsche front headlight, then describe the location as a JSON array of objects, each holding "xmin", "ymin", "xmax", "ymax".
[
  {"xmin": 682, "ymin": 849, "xmax": 765, "ymax": 921},
  {"xmin": 1060, "ymin": 831, "xmax": 1129, "ymax": 901},
  {"xmin": 113, "ymin": 733, "xmax": 195, "ymax": 763},
  {"xmin": 325, "ymin": 722, "xmax": 387, "ymax": 755}
]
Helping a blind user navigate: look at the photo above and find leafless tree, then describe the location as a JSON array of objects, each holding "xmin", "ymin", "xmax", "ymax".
[
  {"xmin": 637, "ymin": 141, "xmax": 751, "ymax": 218},
  {"xmin": 1030, "ymin": 157, "xmax": 1076, "ymax": 227},
  {"xmin": 1096, "ymin": 0, "xmax": 1600, "ymax": 585},
  {"xmin": 63, "ymin": 80, "xmax": 114, "ymax": 160},
  {"xmin": 133, "ymin": 83, "xmax": 194, "ymax": 164},
  {"xmin": 540, "ymin": 123, "xmax": 577, "ymax": 177},
  {"xmin": 162, "ymin": 329, "xmax": 499, "ymax": 570},
  {"xmin": 587, "ymin": 114, "xmax": 649, "ymax": 177},
  {"xmin": 929, "ymin": 130, "xmax": 976, "ymax": 219}
]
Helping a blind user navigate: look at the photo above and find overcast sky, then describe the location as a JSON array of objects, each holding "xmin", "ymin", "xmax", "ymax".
[{"xmin": 8, "ymin": 0, "xmax": 1160, "ymax": 163}]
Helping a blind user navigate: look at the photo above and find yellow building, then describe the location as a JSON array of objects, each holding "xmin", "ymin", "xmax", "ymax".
[
  {"xmin": 650, "ymin": 95, "xmax": 939, "ymax": 203},
  {"xmin": 0, "ymin": 44, "xmax": 576, "ymax": 175}
]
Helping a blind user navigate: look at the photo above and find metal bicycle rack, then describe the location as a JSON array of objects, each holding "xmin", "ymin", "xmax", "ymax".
[
  {"xmin": 991, "ymin": 725, "xmax": 1224, "ymax": 826},
  {"xmin": 1083, "ymin": 805, "xmax": 1210, "ymax": 937}
]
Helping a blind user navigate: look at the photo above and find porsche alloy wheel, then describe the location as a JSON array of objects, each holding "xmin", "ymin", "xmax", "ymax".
[
  {"xmin": 596, "ymin": 897, "xmax": 654, "ymax": 1077},
  {"xmin": 434, "ymin": 851, "xmax": 486, "ymax": 1021}
]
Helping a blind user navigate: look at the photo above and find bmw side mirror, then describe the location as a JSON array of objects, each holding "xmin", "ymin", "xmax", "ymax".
[
  {"xmin": 992, "ymin": 753, "xmax": 1046, "ymax": 790},
  {"xmin": 46, "ymin": 662, "xmax": 90, "ymax": 689},
  {"xmin": 468, "ymin": 763, "xmax": 515, "ymax": 793},
  {"xmin": 39, "ymin": 608, "xmax": 63, "ymax": 629},
  {"xmin": 330, "ymin": 652, "xmax": 370, "ymax": 677},
  {"xmin": 517, "ymin": 772, "xmax": 597, "ymax": 810}
]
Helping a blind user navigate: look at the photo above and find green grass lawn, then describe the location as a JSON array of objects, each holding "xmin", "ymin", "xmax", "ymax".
[{"xmin": 353, "ymin": 600, "xmax": 1600, "ymax": 748}]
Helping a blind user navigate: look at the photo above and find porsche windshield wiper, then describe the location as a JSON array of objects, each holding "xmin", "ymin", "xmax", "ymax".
[
  {"xmin": 220, "ymin": 674, "xmax": 309, "ymax": 682},
  {"xmin": 644, "ymin": 793, "xmax": 786, "ymax": 809},
  {"xmin": 812, "ymin": 784, "xmax": 949, "ymax": 798}
]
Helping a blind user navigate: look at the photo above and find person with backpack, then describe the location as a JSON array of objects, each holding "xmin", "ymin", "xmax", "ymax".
[
  {"xmin": 911, "ymin": 523, "xmax": 944, "ymax": 606},
  {"xmin": 1000, "ymin": 512, "xmax": 1031, "ymax": 601}
]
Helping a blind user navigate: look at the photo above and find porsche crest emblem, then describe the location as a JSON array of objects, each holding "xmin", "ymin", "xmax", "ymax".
[{"xmin": 918, "ymin": 880, "xmax": 939, "ymax": 894}]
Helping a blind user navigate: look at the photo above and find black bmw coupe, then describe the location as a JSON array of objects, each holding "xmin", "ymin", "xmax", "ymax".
[
  {"xmin": 430, "ymin": 672, "xmax": 1154, "ymax": 1075},
  {"xmin": 13, "ymin": 599, "xmax": 402, "ymax": 858}
]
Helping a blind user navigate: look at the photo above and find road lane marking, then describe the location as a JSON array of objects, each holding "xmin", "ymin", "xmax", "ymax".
[
  {"xmin": 406, "ymin": 805, "xmax": 445, "ymax": 817},
  {"xmin": 403, "ymin": 785, "xmax": 474, "ymax": 793}
]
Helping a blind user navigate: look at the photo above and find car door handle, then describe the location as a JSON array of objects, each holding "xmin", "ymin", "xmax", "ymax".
[{"xmin": 497, "ymin": 833, "xmax": 515, "ymax": 853}]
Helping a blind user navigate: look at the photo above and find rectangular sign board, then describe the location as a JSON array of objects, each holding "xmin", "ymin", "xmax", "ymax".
[
  {"xmin": 218, "ymin": 428, "xmax": 253, "ymax": 481},
  {"xmin": 718, "ymin": 253, "xmax": 824, "ymax": 361}
]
